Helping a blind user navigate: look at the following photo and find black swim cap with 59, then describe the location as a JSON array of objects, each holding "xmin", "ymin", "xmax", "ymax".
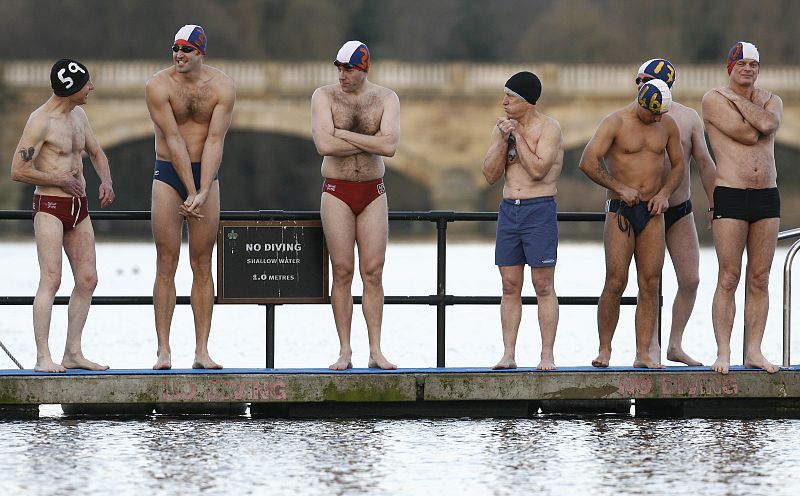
[
  {"xmin": 50, "ymin": 59, "xmax": 90, "ymax": 97},
  {"xmin": 505, "ymin": 71, "xmax": 542, "ymax": 105}
]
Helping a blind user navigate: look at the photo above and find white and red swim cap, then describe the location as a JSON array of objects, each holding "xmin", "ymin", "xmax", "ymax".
[
  {"xmin": 727, "ymin": 41, "xmax": 759, "ymax": 75},
  {"xmin": 175, "ymin": 25, "xmax": 206, "ymax": 55}
]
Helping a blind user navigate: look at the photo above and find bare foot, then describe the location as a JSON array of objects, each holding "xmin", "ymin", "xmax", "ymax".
[
  {"xmin": 492, "ymin": 356, "xmax": 517, "ymax": 370},
  {"xmin": 711, "ymin": 356, "xmax": 730, "ymax": 374},
  {"xmin": 153, "ymin": 351, "xmax": 172, "ymax": 370},
  {"xmin": 633, "ymin": 356, "xmax": 667, "ymax": 369},
  {"xmin": 192, "ymin": 354, "xmax": 223, "ymax": 369},
  {"xmin": 367, "ymin": 353, "xmax": 397, "ymax": 370},
  {"xmin": 61, "ymin": 354, "xmax": 110, "ymax": 371},
  {"xmin": 537, "ymin": 357, "xmax": 556, "ymax": 371},
  {"xmin": 667, "ymin": 346, "xmax": 703, "ymax": 366},
  {"xmin": 34, "ymin": 357, "xmax": 66, "ymax": 373},
  {"xmin": 592, "ymin": 350, "xmax": 611, "ymax": 368},
  {"xmin": 648, "ymin": 342, "xmax": 661, "ymax": 365},
  {"xmin": 329, "ymin": 355, "xmax": 353, "ymax": 370},
  {"xmin": 744, "ymin": 353, "xmax": 780, "ymax": 374}
]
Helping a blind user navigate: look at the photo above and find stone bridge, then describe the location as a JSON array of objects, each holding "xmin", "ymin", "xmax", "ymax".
[{"xmin": 2, "ymin": 61, "xmax": 800, "ymax": 210}]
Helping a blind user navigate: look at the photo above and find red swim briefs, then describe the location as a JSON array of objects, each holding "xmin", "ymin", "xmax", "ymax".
[
  {"xmin": 32, "ymin": 194, "xmax": 89, "ymax": 230},
  {"xmin": 322, "ymin": 178, "xmax": 386, "ymax": 215}
]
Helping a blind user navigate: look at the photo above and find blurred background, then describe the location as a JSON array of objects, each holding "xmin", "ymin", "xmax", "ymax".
[{"xmin": 1, "ymin": 0, "xmax": 798, "ymax": 239}]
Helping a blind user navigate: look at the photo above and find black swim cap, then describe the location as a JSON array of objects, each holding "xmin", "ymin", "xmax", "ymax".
[
  {"xmin": 50, "ymin": 59, "xmax": 90, "ymax": 97},
  {"xmin": 504, "ymin": 71, "xmax": 542, "ymax": 105}
]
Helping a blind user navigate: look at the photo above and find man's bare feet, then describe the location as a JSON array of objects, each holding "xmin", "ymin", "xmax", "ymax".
[
  {"xmin": 711, "ymin": 356, "xmax": 730, "ymax": 374},
  {"xmin": 537, "ymin": 358, "xmax": 556, "ymax": 371},
  {"xmin": 153, "ymin": 351, "xmax": 172, "ymax": 370},
  {"xmin": 62, "ymin": 353, "xmax": 110, "ymax": 371},
  {"xmin": 367, "ymin": 353, "xmax": 397, "ymax": 370},
  {"xmin": 192, "ymin": 354, "xmax": 222, "ymax": 369},
  {"xmin": 648, "ymin": 342, "xmax": 661, "ymax": 365},
  {"xmin": 744, "ymin": 353, "xmax": 780, "ymax": 373},
  {"xmin": 633, "ymin": 356, "xmax": 667, "ymax": 369},
  {"xmin": 667, "ymin": 346, "xmax": 703, "ymax": 366},
  {"xmin": 329, "ymin": 355, "xmax": 353, "ymax": 371},
  {"xmin": 34, "ymin": 357, "xmax": 66, "ymax": 373},
  {"xmin": 492, "ymin": 356, "xmax": 517, "ymax": 370},
  {"xmin": 592, "ymin": 350, "xmax": 611, "ymax": 368}
]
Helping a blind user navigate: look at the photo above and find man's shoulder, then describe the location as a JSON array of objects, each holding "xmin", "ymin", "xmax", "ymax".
[
  {"xmin": 313, "ymin": 83, "xmax": 339, "ymax": 97},
  {"xmin": 146, "ymin": 67, "xmax": 173, "ymax": 92},
  {"xmin": 701, "ymin": 88, "xmax": 726, "ymax": 107},
  {"xmin": 538, "ymin": 112, "xmax": 562, "ymax": 132},
  {"xmin": 369, "ymin": 82, "xmax": 398, "ymax": 101},
  {"xmin": 204, "ymin": 65, "xmax": 236, "ymax": 89}
]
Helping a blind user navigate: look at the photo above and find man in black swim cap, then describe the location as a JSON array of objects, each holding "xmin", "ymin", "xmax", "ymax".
[
  {"xmin": 483, "ymin": 72, "xmax": 563, "ymax": 371},
  {"xmin": 10, "ymin": 58, "xmax": 115, "ymax": 372}
]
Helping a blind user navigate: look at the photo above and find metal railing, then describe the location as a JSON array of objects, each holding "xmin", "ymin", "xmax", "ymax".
[
  {"xmin": 1, "ymin": 209, "xmax": 627, "ymax": 368},
  {"xmin": 2, "ymin": 209, "xmax": 797, "ymax": 368},
  {"xmin": 781, "ymin": 228, "xmax": 800, "ymax": 366}
]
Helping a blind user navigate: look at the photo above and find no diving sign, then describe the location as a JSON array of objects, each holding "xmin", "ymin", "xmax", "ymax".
[{"xmin": 217, "ymin": 221, "xmax": 329, "ymax": 303}]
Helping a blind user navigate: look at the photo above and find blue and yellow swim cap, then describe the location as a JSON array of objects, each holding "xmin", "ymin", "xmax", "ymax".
[
  {"xmin": 637, "ymin": 79, "xmax": 672, "ymax": 114},
  {"xmin": 637, "ymin": 58, "xmax": 676, "ymax": 88}
]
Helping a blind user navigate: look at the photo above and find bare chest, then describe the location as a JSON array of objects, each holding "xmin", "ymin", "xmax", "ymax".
[
  {"xmin": 46, "ymin": 116, "xmax": 85, "ymax": 156},
  {"xmin": 171, "ymin": 84, "xmax": 215, "ymax": 123},
  {"xmin": 613, "ymin": 122, "xmax": 668, "ymax": 155},
  {"xmin": 331, "ymin": 92, "xmax": 383, "ymax": 135}
]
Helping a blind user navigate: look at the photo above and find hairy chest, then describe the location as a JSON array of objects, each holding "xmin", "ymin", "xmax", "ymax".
[
  {"xmin": 171, "ymin": 83, "xmax": 215, "ymax": 123},
  {"xmin": 331, "ymin": 92, "xmax": 383, "ymax": 135}
]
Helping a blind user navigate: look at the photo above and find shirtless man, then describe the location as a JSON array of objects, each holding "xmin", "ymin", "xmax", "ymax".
[
  {"xmin": 10, "ymin": 59, "xmax": 114, "ymax": 372},
  {"xmin": 311, "ymin": 41, "xmax": 399, "ymax": 370},
  {"xmin": 579, "ymin": 79, "xmax": 685, "ymax": 369},
  {"xmin": 701, "ymin": 41, "xmax": 782, "ymax": 374},
  {"xmin": 146, "ymin": 25, "xmax": 235, "ymax": 370},
  {"xmin": 635, "ymin": 59, "xmax": 717, "ymax": 366},
  {"xmin": 482, "ymin": 72, "xmax": 563, "ymax": 370}
]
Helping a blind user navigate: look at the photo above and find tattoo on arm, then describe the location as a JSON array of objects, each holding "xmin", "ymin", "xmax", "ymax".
[{"xmin": 18, "ymin": 147, "xmax": 34, "ymax": 162}]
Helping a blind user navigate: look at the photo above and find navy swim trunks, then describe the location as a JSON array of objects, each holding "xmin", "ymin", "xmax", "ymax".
[
  {"xmin": 495, "ymin": 197, "xmax": 558, "ymax": 267},
  {"xmin": 607, "ymin": 199, "xmax": 653, "ymax": 236},
  {"xmin": 713, "ymin": 186, "xmax": 780, "ymax": 223},
  {"xmin": 664, "ymin": 199, "xmax": 692, "ymax": 232},
  {"xmin": 153, "ymin": 160, "xmax": 218, "ymax": 201}
]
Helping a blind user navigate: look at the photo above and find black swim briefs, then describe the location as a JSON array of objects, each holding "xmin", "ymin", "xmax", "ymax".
[
  {"xmin": 607, "ymin": 199, "xmax": 653, "ymax": 237},
  {"xmin": 664, "ymin": 199, "xmax": 692, "ymax": 232},
  {"xmin": 713, "ymin": 186, "xmax": 780, "ymax": 223}
]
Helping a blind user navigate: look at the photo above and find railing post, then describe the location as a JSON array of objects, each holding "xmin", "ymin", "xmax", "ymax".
[
  {"xmin": 435, "ymin": 214, "xmax": 450, "ymax": 367},
  {"xmin": 265, "ymin": 304, "xmax": 275, "ymax": 369},
  {"xmin": 784, "ymin": 239, "xmax": 800, "ymax": 367}
]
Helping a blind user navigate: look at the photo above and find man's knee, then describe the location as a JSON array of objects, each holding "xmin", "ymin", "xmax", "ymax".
[
  {"xmin": 637, "ymin": 272, "xmax": 661, "ymax": 294},
  {"xmin": 718, "ymin": 267, "xmax": 741, "ymax": 292},
  {"xmin": 189, "ymin": 252, "xmax": 213, "ymax": 277},
  {"xmin": 332, "ymin": 261, "xmax": 355, "ymax": 286},
  {"xmin": 531, "ymin": 277, "xmax": 554, "ymax": 298},
  {"xmin": 75, "ymin": 270, "xmax": 98, "ymax": 293},
  {"xmin": 38, "ymin": 269, "xmax": 62, "ymax": 293},
  {"xmin": 360, "ymin": 261, "xmax": 384, "ymax": 287},
  {"xmin": 155, "ymin": 250, "xmax": 180, "ymax": 276},
  {"xmin": 501, "ymin": 276, "xmax": 523, "ymax": 296},
  {"xmin": 603, "ymin": 274, "xmax": 628, "ymax": 296},
  {"xmin": 677, "ymin": 272, "xmax": 700, "ymax": 294},
  {"xmin": 746, "ymin": 269, "xmax": 771, "ymax": 293}
]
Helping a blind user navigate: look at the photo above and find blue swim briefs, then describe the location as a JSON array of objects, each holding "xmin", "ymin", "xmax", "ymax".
[
  {"xmin": 153, "ymin": 160, "xmax": 218, "ymax": 201},
  {"xmin": 495, "ymin": 197, "xmax": 558, "ymax": 267},
  {"xmin": 607, "ymin": 199, "xmax": 652, "ymax": 236}
]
